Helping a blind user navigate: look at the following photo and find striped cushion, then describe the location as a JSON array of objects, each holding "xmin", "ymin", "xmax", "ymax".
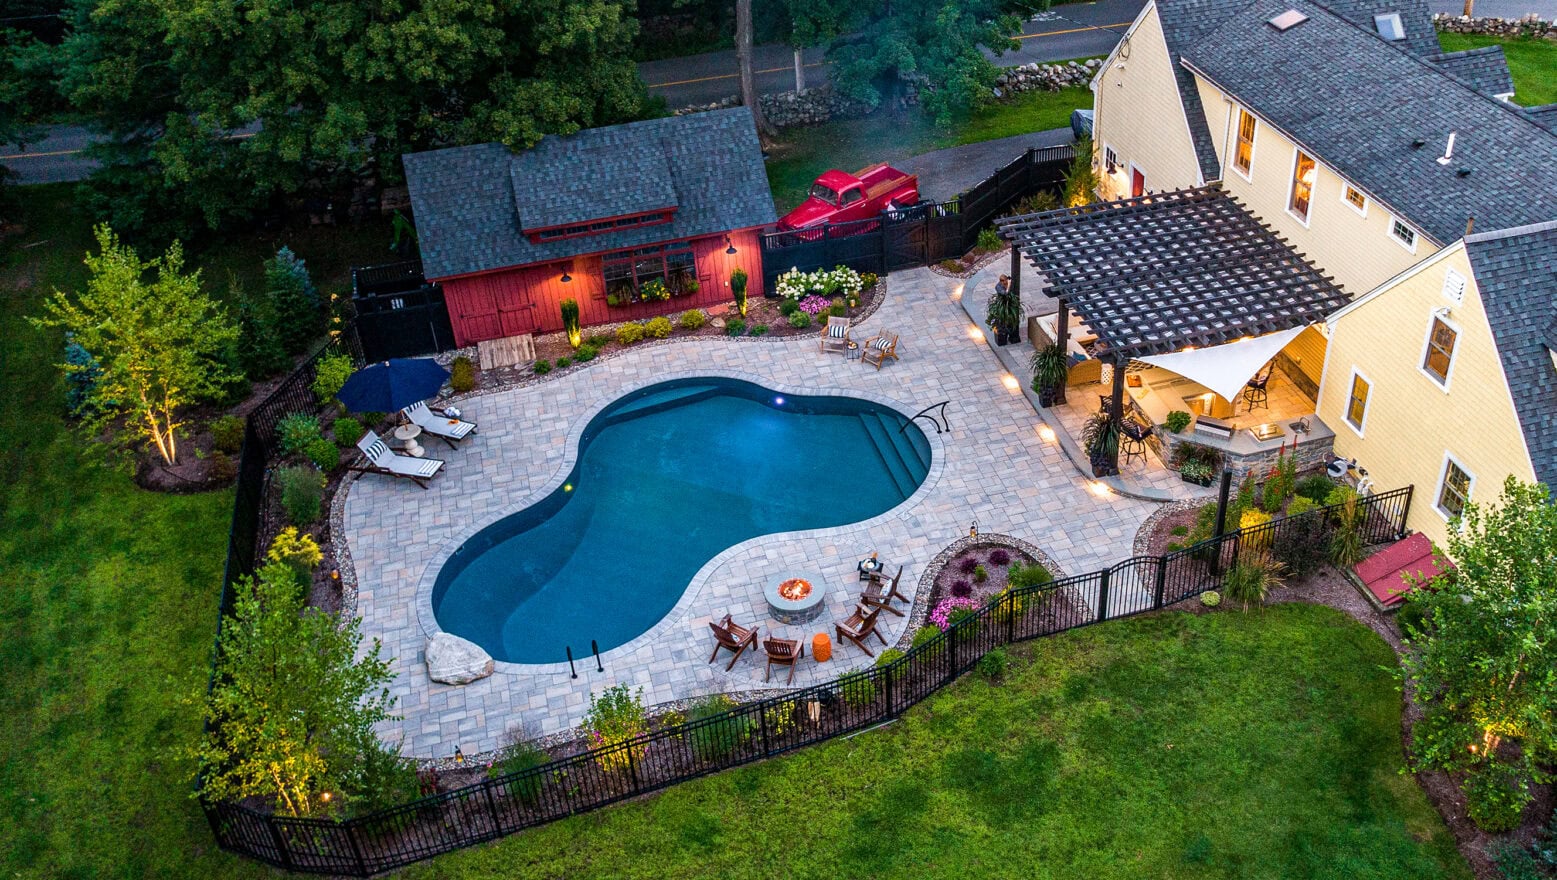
[
  {"xmin": 828, "ymin": 324, "xmax": 847, "ymax": 338},
  {"xmin": 870, "ymin": 337, "xmax": 893, "ymax": 351},
  {"xmin": 366, "ymin": 440, "xmax": 389, "ymax": 461}
]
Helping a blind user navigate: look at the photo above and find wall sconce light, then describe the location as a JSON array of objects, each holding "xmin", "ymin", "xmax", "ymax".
[
  {"xmin": 724, "ymin": 234, "xmax": 738, "ymax": 256},
  {"xmin": 1432, "ymin": 306, "xmax": 1451, "ymax": 320},
  {"xmin": 560, "ymin": 270, "xmax": 572, "ymax": 283}
]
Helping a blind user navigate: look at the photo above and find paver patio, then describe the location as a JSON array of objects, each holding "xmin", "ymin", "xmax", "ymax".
[{"xmin": 342, "ymin": 264, "xmax": 1161, "ymax": 759}]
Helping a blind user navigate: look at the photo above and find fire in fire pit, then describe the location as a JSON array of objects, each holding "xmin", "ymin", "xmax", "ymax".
[{"xmin": 777, "ymin": 578, "xmax": 812, "ymax": 602}]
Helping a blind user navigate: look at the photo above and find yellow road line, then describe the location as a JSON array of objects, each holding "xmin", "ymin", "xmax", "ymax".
[
  {"xmin": 0, "ymin": 147, "xmax": 82, "ymax": 159},
  {"xmin": 1015, "ymin": 21, "xmax": 1132, "ymax": 41}
]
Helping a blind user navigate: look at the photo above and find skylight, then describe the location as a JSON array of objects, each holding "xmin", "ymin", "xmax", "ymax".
[
  {"xmin": 1268, "ymin": 9, "xmax": 1309, "ymax": 30},
  {"xmin": 1374, "ymin": 13, "xmax": 1405, "ymax": 40}
]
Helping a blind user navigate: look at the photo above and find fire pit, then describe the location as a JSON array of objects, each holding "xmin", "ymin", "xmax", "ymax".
[{"xmin": 765, "ymin": 573, "xmax": 826, "ymax": 624}]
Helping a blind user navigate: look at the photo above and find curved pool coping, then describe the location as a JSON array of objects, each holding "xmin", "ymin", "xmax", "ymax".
[{"xmin": 409, "ymin": 367, "xmax": 949, "ymax": 678}]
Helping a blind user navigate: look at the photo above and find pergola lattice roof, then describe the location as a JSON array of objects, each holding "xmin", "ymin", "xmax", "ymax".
[{"xmin": 997, "ymin": 186, "xmax": 1350, "ymax": 360}]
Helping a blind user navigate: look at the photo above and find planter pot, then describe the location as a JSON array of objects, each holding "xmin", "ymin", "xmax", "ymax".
[
  {"xmin": 1180, "ymin": 472, "xmax": 1213, "ymax": 487},
  {"xmin": 1090, "ymin": 456, "xmax": 1119, "ymax": 478},
  {"xmin": 993, "ymin": 326, "xmax": 1011, "ymax": 346},
  {"xmin": 1000, "ymin": 323, "xmax": 1020, "ymax": 345}
]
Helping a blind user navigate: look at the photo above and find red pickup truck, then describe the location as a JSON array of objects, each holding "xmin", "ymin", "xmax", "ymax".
[{"xmin": 778, "ymin": 163, "xmax": 920, "ymax": 231}]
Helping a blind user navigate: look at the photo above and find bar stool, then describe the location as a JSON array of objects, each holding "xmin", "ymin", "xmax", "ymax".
[
  {"xmin": 1243, "ymin": 363, "xmax": 1274, "ymax": 412},
  {"xmin": 1120, "ymin": 420, "xmax": 1153, "ymax": 467}
]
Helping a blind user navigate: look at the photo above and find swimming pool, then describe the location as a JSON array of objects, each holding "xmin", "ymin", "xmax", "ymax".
[{"xmin": 431, "ymin": 378, "xmax": 932, "ymax": 664}]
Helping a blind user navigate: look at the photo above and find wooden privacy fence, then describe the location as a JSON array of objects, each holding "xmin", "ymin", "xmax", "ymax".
[
  {"xmin": 759, "ymin": 143, "xmax": 1075, "ymax": 288},
  {"xmin": 350, "ymin": 261, "xmax": 456, "ymax": 363},
  {"xmin": 203, "ymin": 483, "xmax": 1413, "ymax": 875}
]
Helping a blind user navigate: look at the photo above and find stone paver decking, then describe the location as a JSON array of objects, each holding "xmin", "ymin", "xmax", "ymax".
[{"xmin": 343, "ymin": 266, "xmax": 1159, "ymax": 759}]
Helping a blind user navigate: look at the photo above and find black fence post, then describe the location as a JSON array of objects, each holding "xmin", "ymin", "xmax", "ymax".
[
  {"xmin": 483, "ymin": 779, "xmax": 502, "ymax": 834},
  {"xmin": 1098, "ymin": 568, "xmax": 1111, "ymax": 621},
  {"xmin": 625, "ymin": 743, "xmax": 641, "ymax": 793},
  {"xmin": 1154, "ymin": 558, "xmax": 1168, "ymax": 609},
  {"xmin": 758, "ymin": 703, "xmax": 772, "ymax": 757},
  {"xmin": 883, "ymin": 663, "xmax": 895, "ymax": 718},
  {"xmin": 344, "ymin": 820, "xmax": 368, "ymax": 877},
  {"xmin": 1211, "ymin": 469, "xmax": 1234, "ymax": 576},
  {"xmin": 1004, "ymin": 590, "xmax": 1016, "ymax": 643},
  {"xmin": 1399, "ymin": 484, "xmax": 1414, "ymax": 536},
  {"xmin": 945, "ymin": 626, "xmax": 957, "ymax": 685},
  {"xmin": 266, "ymin": 817, "xmax": 294, "ymax": 872}
]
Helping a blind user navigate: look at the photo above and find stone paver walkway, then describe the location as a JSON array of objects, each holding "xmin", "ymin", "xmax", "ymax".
[{"xmin": 343, "ymin": 265, "xmax": 1159, "ymax": 759}]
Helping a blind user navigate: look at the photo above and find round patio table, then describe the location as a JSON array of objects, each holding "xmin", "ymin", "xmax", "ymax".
[{"xmin": 393, "ymin": 423, "xmax": 425, "ymax": 458}]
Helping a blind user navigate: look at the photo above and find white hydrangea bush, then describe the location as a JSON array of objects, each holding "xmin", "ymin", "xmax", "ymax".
[{"xmin": 774, "ymin": 265, "xmax": 865, "ymax": 301}]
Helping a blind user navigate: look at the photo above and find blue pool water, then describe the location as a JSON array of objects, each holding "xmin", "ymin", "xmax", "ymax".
[{"xmin": 431, "ymin": 378, "xmax": 931, "ymax": 664}]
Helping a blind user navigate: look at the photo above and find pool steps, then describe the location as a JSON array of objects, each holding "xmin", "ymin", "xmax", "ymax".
[{"xmin": 856, "ymin": 411, "xmax": 927, "ymax": 499}]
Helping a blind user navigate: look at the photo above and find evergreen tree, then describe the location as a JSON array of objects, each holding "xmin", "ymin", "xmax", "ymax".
[
  {"xmin": 265, "ymin": 247, "xmax": 322, "ymax": 355},
  {"xmin": 61, "ymin": 333, "xmax": 103, "ymax": 418},
  {"xmin": 233, "ymin": 279, "xmax": 289, "ymax": 380}
]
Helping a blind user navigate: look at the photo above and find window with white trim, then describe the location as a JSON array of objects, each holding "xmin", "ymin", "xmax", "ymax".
[
  {"xmin": 1234, "ymin": 110, "xmax": 1256, "ymax": 177},
  {"xmin": 1441, "ymin": 268, "xmax": 1467, "ymax": 306},
  {"xmin": 1289, "ymin": 150, "xmax": 1316, "ymax": 222},
  {"xmin": 1436, "ymin": 455, "xmax": 1473, "ymax": 519},
  {"xmin": 1103, "ymin": 145, "xmax": 1119, "ymax": 174},
  {"xmin": 1422, "ymin": 315, "xmax": 1458, "ymax": 386},
  {"xmin": 1391, "ymin": 218, "xmax": 1417, "ymax": 251},
  {"xmin": 1345, "ymin": 370, "xmax": 1370, "ymax": 433},
  {"xmin": 1342, "ymin": 184, "xmax": 1366, "ymax": 215}
]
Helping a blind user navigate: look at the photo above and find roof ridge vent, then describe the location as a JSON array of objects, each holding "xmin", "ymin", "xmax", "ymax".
[{"xmin": 1268, "ymin": 9, "xmax": 1309, "ymax": 30}]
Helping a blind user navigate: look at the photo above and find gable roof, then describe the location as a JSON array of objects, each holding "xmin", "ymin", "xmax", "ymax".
[
  {"xmin": 1152, "ymin": 0, "xmax": 1438, "ymax": 183},
  {"xmin": 1180, "ymin": 0, "xmax": 1557, "ymax": 246},
  {"xmin": 1425, "ymin": 45, "xmax": 1515, "ymax": 98},
  {"xmin": 1467, "ymin": 220, "xmax": 1557, "ymax": 488},
  {"xmin": 403, "ymin": 109, "xmax": 776, "ymax": 280}
]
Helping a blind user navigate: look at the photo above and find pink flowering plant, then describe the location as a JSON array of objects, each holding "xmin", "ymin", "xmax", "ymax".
[
  {"xmin": 929, "ymin": 595, "xmax": 981, "ymax": 630},
  {"xmin": 583, "ymin": 683, "xmax": 648, "ymax": 774},
  {"xmin": 798, "ymin": 294, "xmax": 831, "ymax": 316}
]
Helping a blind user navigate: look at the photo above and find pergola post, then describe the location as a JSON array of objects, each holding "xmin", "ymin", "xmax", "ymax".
[
  {"xmin": 1107, "ymin": 355, "xmax": 1127, "ymax": 473},
  {"xmin": 1053, "ymin": 300, "xmax": 1070, "ymax": 404},
  {"xmin": 1009, "ymin": 241, "xmax": 1022, "ymax": 300}
]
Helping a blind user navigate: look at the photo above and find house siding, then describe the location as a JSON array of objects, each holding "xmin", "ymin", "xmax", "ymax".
[
  {"xmin": 1090, "ymin": 6, "xmax": 1206, "ymax": 200},
  {"xmin": 1317, "ymin": 244, "xmax": 1535, "ymax": 549},
  {"xmin": 1193, "ymin": 75, "xmax": 1435, "ymax": 295},
  {"xmin": 439, "ymin": 229, "xmax": 766, "ymax": 346}
]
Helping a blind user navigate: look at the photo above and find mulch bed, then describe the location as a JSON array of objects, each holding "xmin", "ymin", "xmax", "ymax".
[
  {"xmin": 926, "ymin": 542, "xmax": 1040, "ymax": 613},
  {"xmin": 926, "ymin": 245, "xmax": 1008, "ymax": 279}
]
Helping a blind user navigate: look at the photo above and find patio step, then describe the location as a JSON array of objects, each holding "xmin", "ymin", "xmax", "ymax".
[
  {"xmin": 880, "ymin": 411, "xmax": 932, "ymax": 475},
  {"xmin": 857, "ymin": 413, "xmax": 917, "ymax": 499}
]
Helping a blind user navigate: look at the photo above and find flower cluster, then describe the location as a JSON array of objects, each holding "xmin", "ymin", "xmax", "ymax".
[
  {"xmin": 774, "ymin": 265, "xmax": 865, "ymax": 301},
  {"xmin": 798, "ymin": 295, "xmax": 831, "ymax": 316},
  {"xmin": 929, "ymin": 595, "xmax": 981, "ymax": 630}
]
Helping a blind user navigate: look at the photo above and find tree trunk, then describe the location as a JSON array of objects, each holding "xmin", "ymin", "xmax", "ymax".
[
  {"xmin": 1461, "ymin": 0, "xmax": 1474, "ymax": 16},
  {"xmin": 793, "ymin": 48, "xmax": 805, "ymax": 92},
  {"xmin": 735, "ymin": 0, "xmax": 775, "ymax": 138}
]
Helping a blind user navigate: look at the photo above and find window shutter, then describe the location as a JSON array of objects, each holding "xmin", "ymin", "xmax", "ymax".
[{"xmin": 1441, "ymin": 269, "xmax": 1466, "ymax": 306}]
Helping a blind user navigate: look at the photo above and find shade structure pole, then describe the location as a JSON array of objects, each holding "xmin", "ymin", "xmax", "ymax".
[
  {"xmin": 1009, "ymin": 243, "xmax": 1022, "ymax": 300},
  {"xmin": 1053, "ymin": 299, "xmax": 1070, "ymax": 405},
  {"xmin": 1108, "ymin": 355, "xmax": 1126, "ymax": 473}
]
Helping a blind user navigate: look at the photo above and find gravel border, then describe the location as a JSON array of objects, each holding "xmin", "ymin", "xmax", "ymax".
[
  {"xmin": 926, "ymin": 246, "xmax": 1009, "ymax": 279},
  {"xmin": 1130, "ymin": 498, "xmax": 1208, "ymax": 557}
]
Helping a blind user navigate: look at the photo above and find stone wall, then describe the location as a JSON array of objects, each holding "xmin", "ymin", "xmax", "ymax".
[
  {"xmin": 1433, "ymin": 13, "xmax": 1557, "ymax": 37},
  {"xmin": 672, "ymin": 59, "xmax": 1101, "ymax": 130},
  {"xmin": 1161, "ymin": 431, "xmax": 1336, "ymax": 484}
]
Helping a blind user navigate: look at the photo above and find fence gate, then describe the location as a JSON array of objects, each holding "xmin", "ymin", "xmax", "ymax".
[{"xmin": 351, "ymin": 261, "xmax": 456, "ymax": 362}]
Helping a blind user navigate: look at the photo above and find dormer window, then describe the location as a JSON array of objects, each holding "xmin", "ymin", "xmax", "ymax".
[
  {"xmin": 1374, "ymin": 13, "xmax": 1405, "ymax": 40},
  {"xmin": 529, "ymin": 210, "xmax": 674, "ymax": 243}
]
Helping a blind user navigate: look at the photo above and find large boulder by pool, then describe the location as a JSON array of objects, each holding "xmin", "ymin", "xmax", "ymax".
[{"xmin": 426, "ymin": 633, "xmax": 494, "ymax": 684}]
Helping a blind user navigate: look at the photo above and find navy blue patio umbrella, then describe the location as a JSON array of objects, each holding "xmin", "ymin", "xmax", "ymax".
[{"xmin": 335, "ymin": 358, "xmax": 451, "ymax": 413}]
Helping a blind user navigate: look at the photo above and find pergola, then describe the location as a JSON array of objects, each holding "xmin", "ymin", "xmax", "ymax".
[{"xmin": 997, "ymin": 185, "xmax": 1350, "ymax": 470}]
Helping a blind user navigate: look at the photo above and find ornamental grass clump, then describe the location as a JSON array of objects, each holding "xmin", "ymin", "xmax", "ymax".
[
  {"xmin": 449, "ymin": 356, "xmax": 476, "ymax": 393},
  {"xmin": 584, "ymin": 684, "xmax": 648, "ymax": 774},
  {"xmin": 278, "ymin": 466, "xmax": 326, "ymax": 525}
]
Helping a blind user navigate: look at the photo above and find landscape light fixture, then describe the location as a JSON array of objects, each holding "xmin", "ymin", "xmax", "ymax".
[
  {"xmin": 969, "ymin": 519, "xmax": 979, "ymax": 538},
  {"xmin": 454, "ymin": 746, "xmax": 465, "ymax": 766},
  {"xmin": 725, "ymin": 235, "xmax": 738, "ymax": 255}
]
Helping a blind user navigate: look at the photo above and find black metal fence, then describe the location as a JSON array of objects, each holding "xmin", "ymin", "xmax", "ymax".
[
  {"xmin": 759, "ymin": 143, "xmax": 1075, "ymax": 288},
  {"xmin": 202, "ymin": 483, "xmax": 1412, "ymax": 875},
  {"xmin": 351, "ymin": 261, "xmax": 455, "ymax": 363}
]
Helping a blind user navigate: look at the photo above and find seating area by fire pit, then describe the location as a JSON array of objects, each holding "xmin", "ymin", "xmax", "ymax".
[{"xmin": 765, "ymin": 573, "xmax": 825, "ymax": 624}]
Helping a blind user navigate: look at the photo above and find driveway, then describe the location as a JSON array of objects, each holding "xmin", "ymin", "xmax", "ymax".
[{"xmin": 899, "ymin": 128, "xmax": 1077, "ymax": 201}]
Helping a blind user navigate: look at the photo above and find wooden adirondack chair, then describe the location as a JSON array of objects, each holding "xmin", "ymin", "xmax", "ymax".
[{"xmin": 708, "ymin": 614, "xmax": 758, "ymax": 670}]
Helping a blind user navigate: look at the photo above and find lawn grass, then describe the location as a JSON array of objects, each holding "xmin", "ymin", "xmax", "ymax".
[
  {"xmin": 766, "ymin": 85, "xmax": 1093, "ymax": 211},
  {"xmin": 397, "ymin": 604, "xmax": 1470, "ymax": 880},
  {"xmin": 1438, "ymin": 33, "xmax": 1557, "ymax": 106},
  {"xmin": 0, "ymin": 185, "xmax": 389, "ymax": 880}
]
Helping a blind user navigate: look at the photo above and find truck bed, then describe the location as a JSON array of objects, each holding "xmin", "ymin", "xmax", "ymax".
[{"xmin": 855, "ymin": 163, "xmax": 915, "ymax": 201}]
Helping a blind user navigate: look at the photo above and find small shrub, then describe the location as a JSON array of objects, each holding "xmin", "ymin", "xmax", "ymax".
[
  {"xmin": 1493, "ymin": 845, "xmax": 1546, "ymax": 880},
  {"xmin": 730, "ymin": 267, "xmax": 749, "ymax": 316},
  {"xmin": 311, "ymin": 353, "xmax": 354, "ymax": 406},
  {"xmin": 911, "ymin": 624, "xmax": 945, "ymax": 661},
  {"xmin": 449, "ymin": 356, "xmax": 476, "ymax": 394},
  {"xmin": 827, "ymin": 302, "xmax": 848, "ymax": 319},
  {"xmin": 988, "ymin": 548, "xmax": 1011, "ymax": 566},
  {"xmin": 583, "ymin": 684, "xmax": 648, "ymax": 774},
  {"xmin": 208, "ymin": 450, "xmax": 237, "ymax": 482},
  {"xmin": 1166, "ymin": 541, "xmax": 1184, "ymax": 552},
  {"xmin": 1272, "ymin": 505, "xmax": 1333, "ymax": 578},
  {"xmin": 1223, "ymin": 549, "xmax": 1284, "ymax": 610},
  {"xmin": 1324, "ymin": 483, "xmax": 1359, "ymax": 507},
  {"xmin": 958, "ymin": 557, "xmax": 978, "ymax": 575},
  {"xmin": 560, "ymin": 298, "xmax": 582, "ymax": 347},
  {"xmin": 1164, "ymin": 410, "xmax": 1192, "ymax": 434},
  {"xmin": 488, "ymin": 741, "xmax": 548, "ymax": 803},
  {"xmin": 678, "ymin": 309, "xmax": 706, "ymax": 331},
  {"xmin": 1464, "ymin": 764, "xmax": 1531, "ymax": 833},
  {"xmin": 573, "ymin": 345, "xmax": 597, "ymax": 363},
  {"xmin": 644, "ymin": 316, "xmax": 673, "ymax": 339},
  {"xmin": 951, "ymin": 580, "xmax": 972, "ymax": 598},
  {"xmin": 930, "ymin": 595, "xmax": 980, "ymax": 630},
  {"xmin": 277, "ymin": 412, "xmax": 324, "ymax": 457},
  {"xmin": 786, "ymin": 311, "xmax": 812, "ymax": 329},
  {"xmin": 333, "ymin": 416, "xmax": 365, "ymax": 448},
  {"xmin": 1007, "ymin": 561, "xmax": 1053, "ymax": 589},
  {"xmin": 62, "ymin": 337, "xmax": 104, "ymax": 417},
  {"xmin": 1286, "ymin": 495, "xmax": 1318, "ymax": 517},
  {"xmin": 587, "ymin": 333, "xmax": 613, "ymax": 347},
  {"xmin": 976, "ymin": 647, "xmax": 1009, "ymax": 680},
  {"xmin": 1170, "ymin": 525, "xmax": 1189, "ymax": 537},
  {"xmin": 1396, "ymin": 598, "xmax": 1429, "ymax": 638},
  {"xmin": 210, "ymin": 415, "xmax": 245, "ymax": 454},
  {"xmin": 306, "ymin": 437, "xmax": 339, "ymax": 471},
  {"xmin": 278, "ymin": 466, "xmax": 325, "ymax": 525},
  {"xmin": 975, "ymin": 226, "xmax": 1003, "ymax": 253},
  {"xmin": 616, "ymin": 323, "xmax": 645, "ymax": 346},
  {"xmin": 859, "ymin": 272, "xmax": 879, "ymax": 289},
  {"xmin": 358, "ymin": 412, "xmax": 386, "ymax": 429},
  {"xmin": 838, "ymin": 670, "xmax": 876, "ymax": 707},
  {"xmin": 533, "ymin": 360, "xmax": 552, "ymax": 375},
  {"xmin": 1327, "ymin": 485, "xmax": 1365, "ymax": 567},
  {"xmin": 874, "ymin": 648, "xmax": 908, "ymax": 682},
  {"xmin": 973, "ymin": 563, "xmax": 988, "ymax": 583},
  {"xmin": 1295, "ymin": 474, "xmax": 1336, "ymax": 503},
  {"xmin": 1200, "ymin": 590, "xmax": 1222, "ymax": 607},
  {"xmin": 749, "ymin": 324, "xmax": 769, "ymax": 337},
  {"xmin": 725, "ymin": 318, "xmax": 747, "ymax": 337},
  {"xmin": 555, "ymin": 356, "xmax": 572, "ymax": 368},
  {"xmin": 686, "ymin": 694, "xmax": 753, "ymax": 761},
  {"xmin": 266, "ymin": 526, "xmax": 322, "ymax": 582},
  {"xmin": 1239, "ymin": 508, "xmax": 1273, "ymax": 551},
  {"xmin": 938, "ymin": 258, "xmax": 964, "ymax": 273},
  {"xmin": 777, "ymin": 298, "xmax": 800, "ymax": 317},
  {"xmin": 349, "ymin": 743, "xmax": 420, "ymax": 817}
]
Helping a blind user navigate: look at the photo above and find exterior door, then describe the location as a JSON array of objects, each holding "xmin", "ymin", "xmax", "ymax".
[
  {"xmin": 449, "ymin": 281, "xmax": 502, "ymax": 344},
  {"xmin": 493, "ymin": 275, "xmax": 537, "ymax": 336},
  {"xmin": 1130, "ymin": 166, "xmax": 1146, "ymax": 198}
]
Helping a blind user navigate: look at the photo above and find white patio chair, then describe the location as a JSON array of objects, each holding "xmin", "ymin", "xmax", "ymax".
[
  {"xmin": 403, "ymin": 400, "xmax": 478, "ymax": 447},
  {"xmin": 352, "ymin": 430, "xmax": 445, "ymax": 490}
]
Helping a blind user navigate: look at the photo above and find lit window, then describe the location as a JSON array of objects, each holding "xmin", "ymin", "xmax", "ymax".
[
  {"xmin": 1289, "ymin": 150, "xmax": 1316, "ymax": 221},
  {"xmin": 1391, "ymin": 218, "xmax": 1417, "ymax": 251},
  {"xmin": 1343, "ymin": 184, "xmax": 1366, "ymax": 214},
  {"xmin": 1234, "ymin": 110, "xmax": 1256, "ymax": 176},
  {"xmin": 1436, "ymin": 456, "xmax": 1472, "ymax": 519},
  {"xmin": 1422, "ymin": 316, "xmax": 1457, "ymax": 385},
  {"xmin": 1345, "ymin": 371, "xmax": 1370, "ymax": 432}
]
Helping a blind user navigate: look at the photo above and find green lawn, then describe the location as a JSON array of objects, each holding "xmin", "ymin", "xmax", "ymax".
[
  {"xmin": 766, "ymin": 85, "xmax": 1093, "ymax": 212},
  {"xmin": 1438, "ymin": 33, "xmax": 1557, "ymax": 106},
  {"xmin": 397, "ymin": 605, "xmax": 1469, "ymax": 880},
  {"xmin": 0, "ymin": 186, "xmax": 389, "ymax": 880}
]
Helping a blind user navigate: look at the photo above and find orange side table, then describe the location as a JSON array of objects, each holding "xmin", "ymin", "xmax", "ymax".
[{"xmin": 811, "ymin": 633, "xmax": 832, "ymax": 663}]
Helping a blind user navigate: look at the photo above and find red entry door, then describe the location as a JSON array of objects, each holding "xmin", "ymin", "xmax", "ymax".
[
  {"xmin": 1130, "ymin": 167, "xmax": 1146, "ymax": 198},
  {"xmin": 491, "ymin": 275, "xmax": 537, "ymax": 336}
]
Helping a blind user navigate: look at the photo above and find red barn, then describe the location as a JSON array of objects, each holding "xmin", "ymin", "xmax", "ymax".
[{"xmin": 402, "ymin": 109, "xmax": 776, "ymax": 345}]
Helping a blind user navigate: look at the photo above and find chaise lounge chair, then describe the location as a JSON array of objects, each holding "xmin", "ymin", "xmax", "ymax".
[
  {"xmin": 352, "ymin": 430, "xmax": 445, "ymax": 489},
  {"xmin": 403, "ymin": 400, "xmax": 478, "ymax": 447},
  {"xmin": 819, "ymin": 315, "xmax": 851, "ymax": 355},
  {"xmin": 861, "ymin": 331, "xmax": 899, "ymax": 370},
  {"xmin": 708, "ymin": 614, "xmax": 759, "ymax": 670},
  {"xmin": 835, "ymin": 604, "xmax": 887, "ymax": 657}
]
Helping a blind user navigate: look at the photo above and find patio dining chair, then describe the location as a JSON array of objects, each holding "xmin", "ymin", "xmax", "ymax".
[
  {"xmin": 763, "ymin": 635, "xmax": 805, "ymax": 684},
  {"xmin": 819, "ymin": 315, "xmax": 851, "ymax": 355},
  {"xmin": 1243, "ymin": 362, "xmax": 1274, "ymax": 412},
  {"xmin": 403, "ymin": 400, "xmax": 478, "ymax": 447},
  {"xmin": 835, "ymin": 605, "xmax": 887, "ymax": 657},
  {"xmin": 351, "ymin": 431, "xmax": 445, "ymax": 489},
  {"xmin": 861, "ymin": 565, "xmax": 907, "ymax": 616},
  {"xmin": 861, "ymin": 331, "xmax": 899, "ymax": 370},
  {"xmin": 708, "ymin": 614, "xmax": 759, "ymax": 670}
]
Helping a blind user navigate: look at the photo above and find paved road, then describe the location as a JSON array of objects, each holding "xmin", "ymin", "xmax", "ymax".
[{"xmin": 899, "ymin": 128, "xmax": 1077, "ymax": 201}]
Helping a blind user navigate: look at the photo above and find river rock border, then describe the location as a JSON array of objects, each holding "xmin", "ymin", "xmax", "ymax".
[
  {"xmin": 1130, "ymin": 497, "xmax": 1208, "ymax": 557},
  {"xmin": 895, "ymin": 532, "xmax": 1070, "ymax": 648}
]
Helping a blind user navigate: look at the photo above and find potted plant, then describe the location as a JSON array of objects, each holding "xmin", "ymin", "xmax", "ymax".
[
  {"xmin": 986, "ymin": 290, "xmax": 1022, "ymax": 346},
  {"xmin": 1170, "ymin": 440, "xmax": 1222, "ymax": 486},
  {"xmin": 1164, "ymin": 410, "xmax": 1191, "ymax": 434},
  {"xmin": 1081, "ymin": 412, "xmax": 1120, "ymax": 477},
  {"xmin": 1179, "ymin": 459, "xmax": 1215, "ymax": 487},
  {"xmin": 1029, "ymin": 343, "xmax": 1069, "ymax": 406}
]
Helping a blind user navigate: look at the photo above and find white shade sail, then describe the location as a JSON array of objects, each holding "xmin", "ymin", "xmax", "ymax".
[{"xmin": 1137, "ymin": 326, "xmax": 1307, "ymax": 403}]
